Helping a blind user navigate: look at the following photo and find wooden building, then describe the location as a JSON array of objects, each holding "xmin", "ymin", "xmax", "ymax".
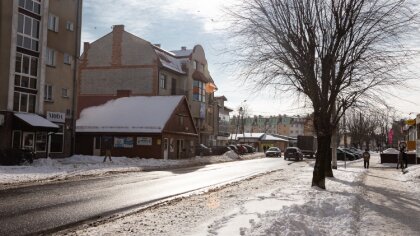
[{"xmin": 76, "ymin": 96, "xmax": 198, "ymax": 159}]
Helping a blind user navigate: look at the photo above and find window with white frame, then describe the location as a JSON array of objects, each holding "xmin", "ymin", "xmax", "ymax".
[
  {"xmin": 66, "ymin": 21, "xmax": 74, "ymax": 31},
  {"xmin": 13, "ymin": 91, "xmax": 36, "ymax": 113},
  {"xmin": 61, "ymin": 88, "xmax": 69, "ymax": 98},
  {"xmin": 48, "ymin": 14, "xmax": 59, "ymax": 32},
  {"xmin": 64, "ymin": 53, "xmax": 72, "ymax": 65},
  {"xmin": 159, "ymin": 73, "xmax": 167, "ymax": 89},
  {"xmin": 35, "ymin": 132, "xmax": 47, "ymax": 152},
  {"xmin": 46, "ymin": 48, "xmax": 56, "ymax": 66},
  {"xmin": 15, "ymin": 53, "xmax": 38, "ymax": 90},
  {"xmin": 193, "ymin": 60, "xmax": 197, "ymax": 70},
  {"xmin": 18, "ymin": 0, "xmax": 41, "ymax": 15},
  {"xmin": 44, "ymin": 84, "xmax": 53, "ymax": 101},
  {"xmin": 17, "ymin": 13, "xmax": 40, "ymax": 52}
]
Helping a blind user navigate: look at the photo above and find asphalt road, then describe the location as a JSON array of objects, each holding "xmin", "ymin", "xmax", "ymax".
[{"xmin": 0, "ymin": 158, "xmax": 285, "ymax": 235}]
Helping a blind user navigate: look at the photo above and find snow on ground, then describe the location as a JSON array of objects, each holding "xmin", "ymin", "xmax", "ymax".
[
  {"xmin": 54, "ymin": 153, "xmax": 420, "ymax": 236},
  {"xmin": 0, "ymin": 151, "xmax": 261, "ymax": 187},
  {"xmin": 3, "ymin": 152, "xmax": 420, "ymax": 235}
]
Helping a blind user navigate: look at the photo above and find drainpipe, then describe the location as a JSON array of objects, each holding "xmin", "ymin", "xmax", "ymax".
[{"xmin": 71, "ymin": 0, "xmax": 82, "ymax": 156}]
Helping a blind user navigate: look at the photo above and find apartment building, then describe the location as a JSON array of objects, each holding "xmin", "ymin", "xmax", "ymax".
[
  {"xmin": 214, "ymin": 96, "xmax": 233, "ymax": 146},
  {"xmin": 0, "ymin": 0, "xmax": 82, "ymax": 158},
  {"xmin": 78, "ymin": 25, "xmax": 219, "ymax": 148},
  {"xmin": 230, "ymin": 114, "xmax": 314, "ymax": 138}
]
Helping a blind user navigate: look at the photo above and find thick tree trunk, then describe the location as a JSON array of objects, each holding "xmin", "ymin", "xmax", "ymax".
[
  {"xmin": 312, "ymin": 135, "xmax": 331, "ymax": 189},
  {"xmin": 325, "ymin": 135, "xmax": 334, "ymax": 177}
]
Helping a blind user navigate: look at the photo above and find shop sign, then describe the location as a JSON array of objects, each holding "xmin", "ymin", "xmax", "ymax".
[
  {"xmin": 405, "ymin": 119, "xmax": 416, "ymax": 126},
  {"xmin": 137, "ymin": 137, "xmax": 152, "ymax": 146},
  {"xmin": 114, "ymin": 137, "xmax": 133, "ymax": 148},
  {"xmin": 47, "ymin": 111, "xmax": 65, "ymax": 123}
]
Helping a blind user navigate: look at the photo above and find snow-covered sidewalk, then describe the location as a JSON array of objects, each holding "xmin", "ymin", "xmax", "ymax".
[
  {"xmin": 55, "ymin": 154, "xmax": 420, "ymax": 236},
  {"xmin": 0, "ymin": 151, "xmax": 263, "ymax": 188}
]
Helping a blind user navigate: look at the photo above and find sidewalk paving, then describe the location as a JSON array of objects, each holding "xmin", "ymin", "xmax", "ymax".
[{"xmin": 358, "ymin": 157, "xmax": 420, "ymax": 236}]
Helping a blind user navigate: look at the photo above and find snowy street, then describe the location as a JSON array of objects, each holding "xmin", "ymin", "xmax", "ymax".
[
  {"xmin": 54, "ymin": 154, "xmax": 420, "ymax": 236},
  {"xmin": 0, "ymin": 153, "xmax": 419, "ymax": 235}
]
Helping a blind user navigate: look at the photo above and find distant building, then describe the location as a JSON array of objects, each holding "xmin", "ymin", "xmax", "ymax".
[
  {"xmin": 78, "ymin": 25, "xmax": 219, "ymax": 147},
  {"xmin": 214, "ymin": 96, "xmax": 233, "ymax": 146},
  {"xmin": 0, "ymin": 0, "xmax": 82, "ymax": 158},
  {"xmin": 76, "ymin": 96, "xmax": 198, "ymax": 159}
]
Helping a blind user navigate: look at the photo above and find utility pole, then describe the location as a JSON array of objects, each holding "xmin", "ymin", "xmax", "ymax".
[{"xmin": 331, "ymin": 102, "xmax": 338, "ymax": 169}]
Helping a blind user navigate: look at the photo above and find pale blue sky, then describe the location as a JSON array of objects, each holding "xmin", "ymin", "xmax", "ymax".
[{"xmin": 81, "ymin": 0, "xmax": 420, "ymax": 119}]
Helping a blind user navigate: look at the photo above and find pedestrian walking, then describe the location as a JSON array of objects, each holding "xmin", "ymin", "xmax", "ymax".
[
  {"xmin": 402, "ymin": 150, "xmax": 408, "ymax": 169},
  {"xmin": 102, "ymin": 136, "xmax": 113, "ymax": 163},
  {"xmin": 397, "ymin": 147, "xmax": 405, "ymax": 169},
  {"xmin": 363, "ymin": 149, "xmax": 370, "ymax": 169}
]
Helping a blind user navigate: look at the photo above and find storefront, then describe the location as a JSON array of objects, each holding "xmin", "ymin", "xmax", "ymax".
[{"xmin": 0, "ymin": 111, "xmax": 59, "ymax": 159}]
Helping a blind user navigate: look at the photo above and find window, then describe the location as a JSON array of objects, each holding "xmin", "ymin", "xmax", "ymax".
[
  {"xmin": 159, "ymin": 73, "xmax": 167, "ymax": 89},
  {"xmin": 15, "ymin": 53, "xmax": 38, "ymax": 90},
  {"xmin": 19, "ymin": 0, "xmax": 41, "ymax": 15},
  {"xmin": 46, "ymin": 48, "xmax": 55, "ymax": 66},
  {"xmin": 44, "ymin": 84, "xmax": 53, "ymax": 101},
  {"xmin": 50, "ymin": 125, "xmax": 64, "ymax": 153},
  {"xmin": 193, "ymin": 60, "xmax": 197, "ymax": 70},
  {"xmin": 193, "ymin": 80, "xmax": 205, "ymax": 102},
  {"xmin": 17, "ymin": 13, "xmax": 40, "ymax": 51},
  {"xmin": 48, "ymin": 14, "xmax": 59, "ymax": 32},
  {"xmin": 61, "ymin": 88, "xmax": 69, "ymax": 98},
  {"xmin": 35, "ymin": 132, "xmax": 47, "ymax": 152},
  {"xmin": 66, "ymin": 21, "xmax": 74, "ymax": 31},
  {"xmin": 64, "ymin": 53, "xmax": 72, "ymax": 65},
  {"xmin": 13, "ymin": 92, "xmax": 36, "ymax": 113}
]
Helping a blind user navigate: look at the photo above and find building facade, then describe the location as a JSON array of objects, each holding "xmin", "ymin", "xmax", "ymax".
[
  {"xmin": 0, "ymin": 0, "xmax": 82, "ymax": 158},
  {"xmin": 78, "ymin": 25, "xmax": 219, "ymax": 148}
]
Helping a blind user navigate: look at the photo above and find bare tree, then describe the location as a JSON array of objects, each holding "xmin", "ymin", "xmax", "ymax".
[
  {"xmin": 226, "ymin": 0, "xmax": 418, "ymax": 188},
  {"xmin": 345, "ymin": 109, "xmax": 379, "ymax": 149}
]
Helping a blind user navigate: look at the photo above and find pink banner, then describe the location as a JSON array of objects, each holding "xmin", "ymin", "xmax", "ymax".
[{"xmin": 388, "ymin": 128, "xmax": 393, "ymax": 145}]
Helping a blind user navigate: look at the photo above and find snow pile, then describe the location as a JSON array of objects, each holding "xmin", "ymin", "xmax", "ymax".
[
  {"xmin": 402, "ymin": 164, "xmax": 420, "ymax": 181},
  {"xmin": 243, "ymin": 195, "xmax": 358, "ymax": 236}
]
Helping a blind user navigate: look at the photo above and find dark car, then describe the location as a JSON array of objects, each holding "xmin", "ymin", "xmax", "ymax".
[
  {"xmin": 337, "ymin": 148, "xmax": 356, "ymax": 161},
  {"xmin": 265, "ymin": 147, "xmax": 281, "ymax": 157},
  {"xmin": 195, "ymin": 144, "xmax": 212, "ymax": 156},
  {"xmin": 284, "ymin": 147, "xmax": 303, "ymax": 161},
  {"xmin": 342, "ymin": 148, "xmax": 361, "ymax": 159},
  {"xmin": 242, "ymin": 144, "xmax": 256, "ymax": 153}
]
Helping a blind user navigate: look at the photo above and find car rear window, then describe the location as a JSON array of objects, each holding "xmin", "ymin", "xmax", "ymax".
[{"xmin": 286, "ymin": 148, "xmax": 296, "ymax": 153}]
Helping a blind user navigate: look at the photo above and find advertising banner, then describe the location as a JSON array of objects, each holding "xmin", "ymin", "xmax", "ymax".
[{"xmin": 114, "ymin": 137, "xmax": 133, "ymax": 148}]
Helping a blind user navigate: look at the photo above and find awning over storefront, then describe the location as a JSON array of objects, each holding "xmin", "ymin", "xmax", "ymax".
[{"xmin": 14, "ymin": 113, "xmax": 59, "ymax": 129}]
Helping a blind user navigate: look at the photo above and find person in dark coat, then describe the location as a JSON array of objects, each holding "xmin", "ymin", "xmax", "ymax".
[
  {"xmin": 362, "ymin": 149, "xmax": 370, "ymax": 169},
  {"xmin": 102, "ymin": 136, "xmax": 113, "ymax": 163}
]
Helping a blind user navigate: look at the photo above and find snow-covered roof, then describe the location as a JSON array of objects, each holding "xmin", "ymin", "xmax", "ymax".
[
  {"xmin": 260, "ymin": 134, "xmax": 289, "ymax": 142},
  {"xmin": 14, "ymin": 113, "xmax": 59, "ymax": 129},
  {"xmin": 154, "ymin": 49, "xmax": 186, "ymax": 74},
  {"xmin": 171, "ymin": 49, "xmax": 193, "ymax": 57},
  {"xmin": 229, "ymin": 133, "xmax": 266, "ymax": 140},
  {"xmin": 76, "ymin": 96, "xmax": 184, "ymax": 133}
]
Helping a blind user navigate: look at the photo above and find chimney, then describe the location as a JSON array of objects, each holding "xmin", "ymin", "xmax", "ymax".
[
  {"xmin": 111, "ymin": 25, "xmax": 124, "ymax": 65},
  {"xmin": 181, "ymin": 46, "xmax": 187, "ymax": 50},
  {"xmin": 83, "ymin": 42, "xmax": 90, "ymax": 52},
  {"xmin": 112, "ymin": 24, "xmax": 125, "ymax": 32},
  {"xmin": 154, "ymin": 44, "xmax": 161, "ymax": 48}
]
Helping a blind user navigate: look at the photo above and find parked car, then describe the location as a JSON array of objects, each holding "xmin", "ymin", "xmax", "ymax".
[
  {"xmin": 342, "ymin": 148, "xmax": 361, "ymax": 159},
  {"xmin": 227, "ymin": 145, "xmax": 239, "ymax": 154},
  {"xmin": 242, "ymin": 144, "xmax": 256, "ymax": 153},
  {"xmin": 236, "ymin": 144, "xmax": 248, "ymax": 155},
  {"xmin": 265, "ymin": 147, "xmax": 281, "ymax": 157},
  {"xmin": 284, "ymin": 147, "xmax": 303, "ymax": 161},
  {"xmin": 195, "ymin": 144, "xmax": 212, "ymax": 156},
  {"xmin": 337, "ymin": 148, "xmax": 356, "ymax": 161}
]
